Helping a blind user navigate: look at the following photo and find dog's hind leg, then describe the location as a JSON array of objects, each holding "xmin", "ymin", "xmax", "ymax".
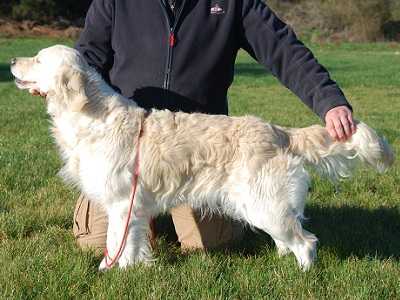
[
  {"xmin": 241, "ymin": 203, "xmax": 317, "ymax": 271},
  {"xmin": 231, "ymin": 155, "xmax": 317, "ymax": 271},
  {"xmin": 244, "ymin": 199, "xmax": 317, "ymax": 271}
]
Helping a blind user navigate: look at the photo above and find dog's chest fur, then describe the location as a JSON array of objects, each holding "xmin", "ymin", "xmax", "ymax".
[{"xmin": 50, "ymin": 97, "xmax": 143, "ymax": 203}]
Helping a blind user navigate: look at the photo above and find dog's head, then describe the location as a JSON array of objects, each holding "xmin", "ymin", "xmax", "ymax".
[{"xmin": 11, "ymin": 45, "xmax": 89, "ymax": 112}]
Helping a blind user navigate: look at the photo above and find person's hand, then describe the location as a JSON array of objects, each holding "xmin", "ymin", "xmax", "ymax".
[
  {"xmin": 325, "ymin": 105, "xmax": 356, "ymax": 142},
  {"xmin": 29, "ymin": 88, "xmax": 47, "ymax": 98}
]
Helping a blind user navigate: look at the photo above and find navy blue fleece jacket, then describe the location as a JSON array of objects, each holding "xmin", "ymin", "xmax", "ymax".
[{"xmin": 76, "ymin": 0, "xmax": 351, "ymax": 118}]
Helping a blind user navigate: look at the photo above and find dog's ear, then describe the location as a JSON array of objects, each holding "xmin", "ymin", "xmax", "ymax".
[{"xmin": 56, "ymin": 66, "xmax": 88, "ymax": 112}]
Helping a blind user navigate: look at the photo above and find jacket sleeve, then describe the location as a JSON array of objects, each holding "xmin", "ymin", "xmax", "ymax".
[
  {"xmin": 75, "ymin": 0, "xmax": 114, "ymax": 80},
  {"xmin": 239, "ymin": 0, "xmax": 352, "ymax": 120}
]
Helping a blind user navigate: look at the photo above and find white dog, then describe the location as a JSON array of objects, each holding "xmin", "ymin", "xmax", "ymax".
[{"xmin": 11, "ymin": 45, "xmax": 394, "ymax": 271}]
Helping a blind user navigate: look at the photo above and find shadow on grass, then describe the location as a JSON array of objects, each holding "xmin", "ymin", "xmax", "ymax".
[
  {"xmin": 306, "ymin": 205, "xmax": 400, "ymax": 260},
  {"xmin": 154, "ymin": 205, "xmax": 400, "ymax": 263},
  {"xmin": 0, "ymin": 63, "xmax": 13, "ymax": 82}
]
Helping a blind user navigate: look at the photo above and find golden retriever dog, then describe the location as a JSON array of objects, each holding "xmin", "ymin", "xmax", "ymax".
[{"xmin": 11, "ymin": 45, "xmax": 394, "ymax": 271}]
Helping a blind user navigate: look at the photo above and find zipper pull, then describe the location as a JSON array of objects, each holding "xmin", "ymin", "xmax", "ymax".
[{"xmin": 169, "ymin": 32, "xmax": 176, "ymax": 47}]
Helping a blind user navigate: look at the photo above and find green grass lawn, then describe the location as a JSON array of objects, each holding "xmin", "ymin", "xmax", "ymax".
[{"xmin": 0, "ymin": 37, "xmax": 399, "ymax": 299}]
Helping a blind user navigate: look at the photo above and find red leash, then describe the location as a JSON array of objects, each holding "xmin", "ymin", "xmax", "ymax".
[{"xmin": 103, "ymin": 125, "xmax": 143, "ymax": 268}]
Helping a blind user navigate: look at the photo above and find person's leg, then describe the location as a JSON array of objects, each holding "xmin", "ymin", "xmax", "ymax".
[
  {"xmin": 73, "ymin": 194, "xmax": 158, "ymax": 253},
  {"xmin": 73, "ymin": 194, "xmax": 108, "ymax": 254},
  {"xmin": 170, "ymin": 204, "xmax": 243, "ymax": 250},
  {"xmin": 73, "ymin": 196, "xmax": 243, "ymax": 253}
]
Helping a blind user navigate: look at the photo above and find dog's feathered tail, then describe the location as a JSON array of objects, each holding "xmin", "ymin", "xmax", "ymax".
[{"xmin": 287, "ymin": 122, "xmax": 394, "ymax": 181}]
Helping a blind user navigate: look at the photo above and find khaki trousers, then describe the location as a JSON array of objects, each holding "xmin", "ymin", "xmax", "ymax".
[{"xmin": 73, "ymin": 194, "xmax": 241, "ymax": 252}]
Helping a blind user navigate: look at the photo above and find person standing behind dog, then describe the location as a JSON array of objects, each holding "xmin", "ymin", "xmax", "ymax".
[{"xmin": 34, "ymin": 0, "xmax": 356, "ymax": 252}]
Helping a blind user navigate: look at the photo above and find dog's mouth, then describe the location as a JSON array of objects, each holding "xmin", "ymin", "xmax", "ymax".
[{"xmin": 14, "ymin": 77, "xmax": 36, "ymax": 89}]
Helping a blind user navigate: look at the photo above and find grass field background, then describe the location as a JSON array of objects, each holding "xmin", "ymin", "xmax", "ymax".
[{"xmin": 0, "ymin": 38, "xmax": 399, "ymax": 299}]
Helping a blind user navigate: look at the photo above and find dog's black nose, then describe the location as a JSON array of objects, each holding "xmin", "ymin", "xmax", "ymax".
[{"xmin": 10, "ymin": 58, "xmax": 16, "ymax": 66}]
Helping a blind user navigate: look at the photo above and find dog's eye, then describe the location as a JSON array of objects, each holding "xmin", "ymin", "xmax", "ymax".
[{"xmin": 36, "ymin": 58, "xmax": 41, "ymax": 64}]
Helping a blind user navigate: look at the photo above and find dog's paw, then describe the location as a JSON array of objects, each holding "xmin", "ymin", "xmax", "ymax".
[
  {"xmin": 275, "ymin": 240, "xmax": 291, "ymax": 257},
  {"xmin": 98, "ymin": 257, "xmax": 113, "ymax": 272},
  {"xmin": 298, "ymin": 241, "xmax": 317, "ymax": 272},
  {"xmin": 117, "ymin": 254, "xmax": 156, "ymax": 269},
  {"xmin": 299, "ymin": 254, "xmax": 315, "ymax": 272}
]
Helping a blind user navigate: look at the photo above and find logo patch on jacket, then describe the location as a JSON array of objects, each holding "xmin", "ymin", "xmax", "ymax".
[{"xmin": 210, "ymin": 2, "xmax": 224, "ymax": 15}]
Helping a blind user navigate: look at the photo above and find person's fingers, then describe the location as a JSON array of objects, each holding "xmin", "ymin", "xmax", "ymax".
[
  {"xmin": 340, "ymin": 114, "xmax": 352, "ymax": 139},
  {"xmin": 326, "ymin": 119, "xmax": 338, "ymax": 141},
  {"xmin": 325, "ymin": 106, "xmax": 357, "ymax": 141},
  {"xmin": 333, "ymin": 117, "xmax": 345, "ymax": 141},
  {"xmin": 348, "ymin": 114, "xmax": 357, "ymax": 134}
]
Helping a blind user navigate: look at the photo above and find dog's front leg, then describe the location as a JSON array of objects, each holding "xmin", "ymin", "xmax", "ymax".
[
  {"xmin": 99, "ymin": 199, "xmax": 154, "ymax": 271},
  {"xmin": 118, "ymin": 213, "xmax": 154, "ymax": 268},
  {"xmin": 98, "ymin": 201, "xmax": 125, "ymax": 271}
]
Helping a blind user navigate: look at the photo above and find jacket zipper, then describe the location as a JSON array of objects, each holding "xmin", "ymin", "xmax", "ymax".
[{"xmin": 159, "ymin": 0, "xmax": 186, "ymax": 90}]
